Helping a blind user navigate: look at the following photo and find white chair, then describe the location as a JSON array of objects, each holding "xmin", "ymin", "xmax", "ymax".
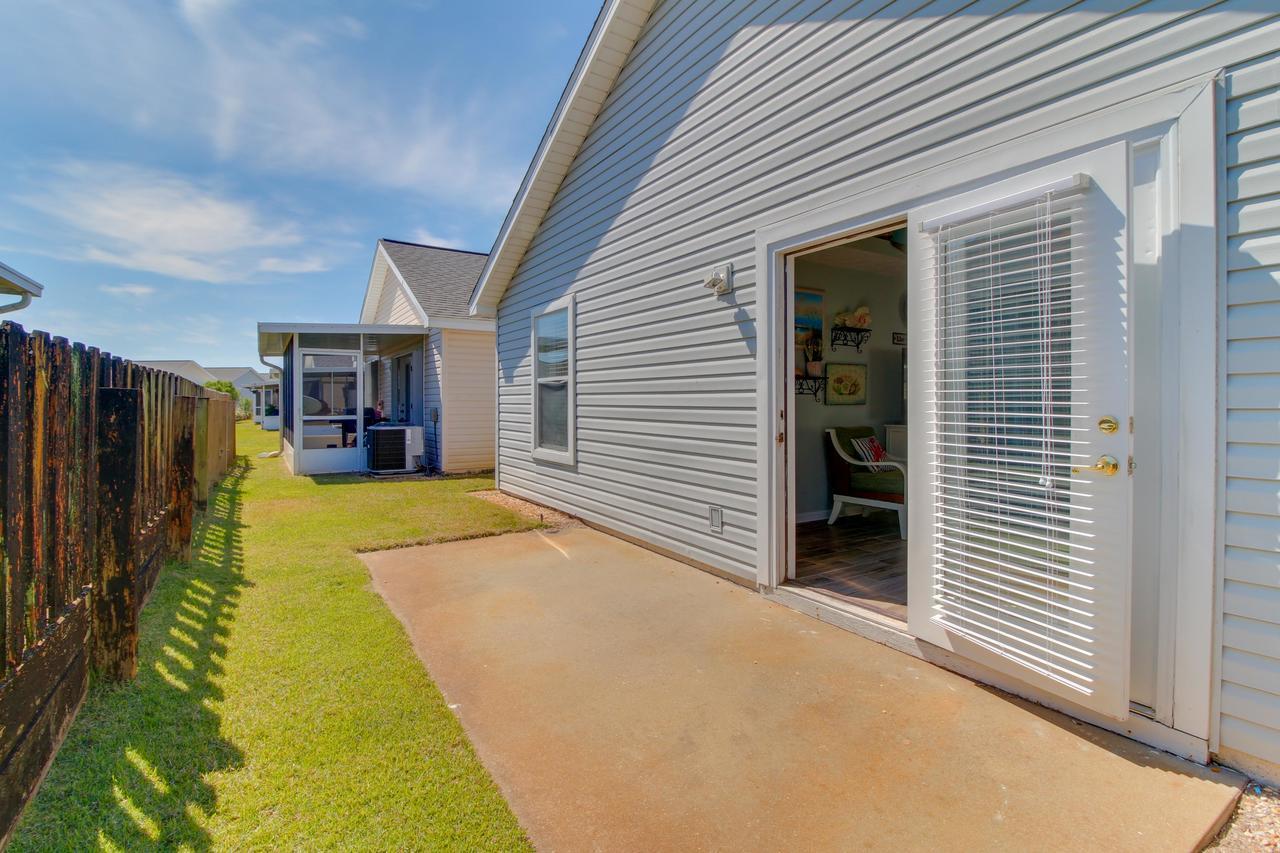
[{"xmin": 825, "ymin": 427, "xmax": 907, "ymax": 539}]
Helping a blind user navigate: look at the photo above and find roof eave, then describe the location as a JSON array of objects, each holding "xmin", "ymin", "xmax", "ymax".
[
  {"xmin": 0, "ymin": 260, "xmax": 45, "ymax": 298},
  {"xmin": 468, "ymin": 0, "xmax": 655, "ymax": 317}
]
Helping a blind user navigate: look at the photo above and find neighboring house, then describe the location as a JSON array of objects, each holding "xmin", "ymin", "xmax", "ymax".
[
  {"xmin": 246, "ymin": 376, "xmax": 281, "ymax": 429},
  {"xmin": 257, "ymin": 238, "xmax": 495, "ymax": 476},
  {"xmin": 359, "ymin": 240, "xmax": 496, "ymax": 473},
  {"xmin": 207, "ymin": 366, "xmax": 269, "ymax": 399},
  {"xmin": 136, "ymin": 360, "xmax": 220, "ymax": 387},
  {"xmin": 207, "ymin": 366, "xmax": 273, "ymax": 421},
  {"xmin": 0, "ymin": 260, "xmax": 43, "ymax": 313},
  {"xmin": 469, "ymin": 3, "xmax": 1280, "ymax": 784}
]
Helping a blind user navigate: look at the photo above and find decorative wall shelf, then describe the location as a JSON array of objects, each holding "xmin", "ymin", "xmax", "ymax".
[
  {"xmin": 831, "ymin": 326, "xmax": 872, "ymax": 353},
  {"xmin": 795, "ymin": 376, "xmax": 826, "ymax": 400}
]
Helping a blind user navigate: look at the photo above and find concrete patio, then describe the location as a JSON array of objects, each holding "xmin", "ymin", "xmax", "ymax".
[{"xmin": 363, "ymin": 527, "xmax": 1242, "ymax": 851}]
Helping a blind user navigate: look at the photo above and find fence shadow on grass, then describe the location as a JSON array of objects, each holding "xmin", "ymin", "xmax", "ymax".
[{"xmin": 9, "ymin": 460, "xmax": 251, "ymax": 852}]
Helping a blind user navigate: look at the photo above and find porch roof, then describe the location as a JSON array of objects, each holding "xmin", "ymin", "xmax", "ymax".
[
  {"xmin": 0, "ymin": 259, "xmax": 45, "ymax": 298},
  {"xmin": 256, "ymin": 322, "xmax": 429, "ymax": 358}
]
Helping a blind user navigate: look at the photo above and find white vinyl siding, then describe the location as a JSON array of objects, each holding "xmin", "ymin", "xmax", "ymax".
[
  {"xmin": 371, "ymin": 270, "xmax": 422, "ymax": 325},
  {"xmin": 495, "ymin": 1, "xmax": 1280, "ymax": 582},
  {"xmin": 441, "ymin": 330, "xmax": 496, "ymax": 472},
  {"xmin": 1219, "ymin": 49, "xmax": 1280, "ymax": 776}
]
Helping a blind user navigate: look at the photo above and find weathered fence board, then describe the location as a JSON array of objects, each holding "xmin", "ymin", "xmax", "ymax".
[{"xmin": 0, "ymin": 320, "xmax": 235, "ymax": 844}]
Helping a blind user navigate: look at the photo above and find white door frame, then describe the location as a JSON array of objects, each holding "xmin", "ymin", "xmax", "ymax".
[{"xmin": 754, "ymin": 76, "xmax": 1218, "ymax": 750}]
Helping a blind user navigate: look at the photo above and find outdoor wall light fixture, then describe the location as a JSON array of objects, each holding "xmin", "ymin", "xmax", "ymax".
[{"xmin": 703, "ymin": 263, "xmax": 733, "ymax": 296}]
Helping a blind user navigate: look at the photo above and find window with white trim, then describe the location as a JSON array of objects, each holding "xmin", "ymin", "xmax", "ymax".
[{"xmin": 531, "ymin": 296, "xmax": 575, "ymax": 463}]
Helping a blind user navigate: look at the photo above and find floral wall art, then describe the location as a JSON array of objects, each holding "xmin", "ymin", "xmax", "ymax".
[{"xmin": 825, "ymin": 362, "xmax": 868, "ymax": 405}]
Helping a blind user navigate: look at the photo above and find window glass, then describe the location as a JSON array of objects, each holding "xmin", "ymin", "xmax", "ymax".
[
  {"xmin": 537, "ymin": 382, "xmax": 569, "ymax": 451},
  {"xmin": 535, "ymin": 310, "xmax": 569, "ymax": 379},
  {"xmin": 302, "ymin": 353, "xmax": 358, "ymax": 417},
  {"xmin": 534, "ymin": 308, "xmax": 570, "ymax": 453}
]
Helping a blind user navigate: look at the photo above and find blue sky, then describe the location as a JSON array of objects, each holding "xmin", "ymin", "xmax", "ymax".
[{"xmin": 0, "ymin": 0, "xmax": 598, "ymax": 368}]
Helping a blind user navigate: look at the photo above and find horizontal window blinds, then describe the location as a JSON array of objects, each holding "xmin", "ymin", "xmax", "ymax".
[{"xmin": 922, "ymin": 178, "xmax": 1101, "ymax": 696}]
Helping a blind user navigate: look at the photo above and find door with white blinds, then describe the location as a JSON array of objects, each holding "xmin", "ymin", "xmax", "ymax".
[{"xmin": 906, "ymin": 143, "xmax": 1133, "ymax": 719}]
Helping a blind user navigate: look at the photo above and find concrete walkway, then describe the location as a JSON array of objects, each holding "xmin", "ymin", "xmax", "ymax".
[{"xmin": 363, "ymin": 527, "xmax": 1241, "ymax": 852}]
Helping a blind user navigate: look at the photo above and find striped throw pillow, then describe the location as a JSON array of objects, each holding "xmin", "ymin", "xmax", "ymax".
[{"xmin": 850, "ymin": 435, "xmax": 888, "ymax": 472}]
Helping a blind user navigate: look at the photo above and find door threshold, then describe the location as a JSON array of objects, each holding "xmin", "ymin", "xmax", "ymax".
[{"xmin": 775, "ymin": 583, "xmax": 909, "ymax": 636}]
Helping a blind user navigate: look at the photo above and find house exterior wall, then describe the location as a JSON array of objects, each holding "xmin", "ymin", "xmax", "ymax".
[
  {"xmin": 1217, "ymin": 49, "xmax": 1280, "ymax": 781},
  {"xmin": 371, "ymin": 269, "xmax": 421, "ymax": 325},
  {"xmin": 492, "ymin": 2, "xmax": 1280, "ymax": 775},
  {"xmin": 496, "ymin": 0, "xmax": 1280, "ymax": 578},
  {"xmin": 441, "ymin": 329, "xmax": 496, "ymax": 472}
]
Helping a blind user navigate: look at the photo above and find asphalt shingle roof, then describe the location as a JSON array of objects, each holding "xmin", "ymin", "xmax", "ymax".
[{"xmin": 379, "ymin": 239, "xmax": 488, "ymax": 321}]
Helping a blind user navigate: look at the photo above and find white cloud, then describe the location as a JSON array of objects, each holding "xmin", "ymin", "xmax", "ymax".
[
  {"xmin": 0, "ymin": 2, "xmax": 523, "ymax": 210},
  {"xmin": 100, "ymin": 283, "xmax": 156, "ymax": 297},
  {"xmin": 409, "ymin": 228, "xmax": 466, "ymax": 250},
  {"xmin": 256, "ymin": 255, "xmax": 331, "ymax": 274},
  {"xmin": 17, "ymin": 160, "xmax": 322, "ymax": 283}
]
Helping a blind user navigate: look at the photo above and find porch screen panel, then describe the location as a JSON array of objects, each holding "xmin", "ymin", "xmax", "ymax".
[
  {"xmin": 282, "ymin": 339, "xmax": 295, "ymax": 445},
  {"xmin": 923, "ymin": 181, "xmax": 1098, "ymax": 695}
]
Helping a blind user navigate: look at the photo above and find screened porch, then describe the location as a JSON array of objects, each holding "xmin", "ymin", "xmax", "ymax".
[{"xmin": 257, "ymin": 323, "xmax": 432, "ymax": 475}]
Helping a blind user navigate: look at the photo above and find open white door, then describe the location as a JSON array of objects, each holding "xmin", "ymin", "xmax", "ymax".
[{"xmin": 906, "ymin": 143, "xmax": 1133, "ymax": 719}]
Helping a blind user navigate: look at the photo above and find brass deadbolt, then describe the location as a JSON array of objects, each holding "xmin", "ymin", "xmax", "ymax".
[{"xmin": 1098, "ymin": 416, "xmax": 1120, "ymax": 434}]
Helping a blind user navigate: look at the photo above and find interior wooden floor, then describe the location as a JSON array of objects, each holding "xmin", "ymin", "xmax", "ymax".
[{"xmin": 793, "ymin": 512, "xmax": 907, "ymax": 622}]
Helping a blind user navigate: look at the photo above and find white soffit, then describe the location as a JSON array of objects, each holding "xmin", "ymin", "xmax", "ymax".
[{"xmin": 468, "ymin": 0, "xmax": 655, "ymax": 316}]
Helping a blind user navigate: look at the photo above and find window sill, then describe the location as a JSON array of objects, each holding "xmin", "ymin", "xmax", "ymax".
[{"xmin": 532, "ymin": 447, "xmax": 575, "ymax": 467}]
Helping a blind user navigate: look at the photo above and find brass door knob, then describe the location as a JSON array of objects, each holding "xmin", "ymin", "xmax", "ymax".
[{"xmin": 1072, "ymin": 455, "xmax": 1120, "ymax": 476}]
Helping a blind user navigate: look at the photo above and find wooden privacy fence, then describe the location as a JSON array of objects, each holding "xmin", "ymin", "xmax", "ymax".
[{"xmin": 0, "ymin": 321, "xmax": 235, "ymax": 843}]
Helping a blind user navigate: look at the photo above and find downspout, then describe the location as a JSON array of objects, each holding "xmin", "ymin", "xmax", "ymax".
[{"xmin": 0, "ymin": 294, "xmax": 33, "ymax": 315}]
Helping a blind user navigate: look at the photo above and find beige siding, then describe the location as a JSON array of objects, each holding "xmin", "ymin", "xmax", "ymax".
[
  {"xmin": 441, "ymin": 330, "xmax": 495, "ymax": 472},
  {"xmin": 371, "ymin": 270, "xmax": 422, "ymax": 325},
  {"xmin": 496, "ymin": 0, "xmax": 1280, "ymax": 580},
  {"xmin": 1219, "ymin": 50, "xmax": 1280, "ymax": 778}
]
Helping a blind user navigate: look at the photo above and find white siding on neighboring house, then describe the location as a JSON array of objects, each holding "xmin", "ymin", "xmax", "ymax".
[
  {"xmin": 1218, "ymin": 49, "xmax": 1280, "ymax": 781},
  {"xmin": 441, "ymin": 329, "xmax": 496, "ymax": 472},
  {"xmin": 371, "ymin": 270, "xmax": 421, "ymax": 325},
  {"xmin": 495, "ymin": 1, "xmax": 1280, "ymax": 581},
  {"xmin": 424, "ymin": 330, "xmax": 444, "ymax": 470}
]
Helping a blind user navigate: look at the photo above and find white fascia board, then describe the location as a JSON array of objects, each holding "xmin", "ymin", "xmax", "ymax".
[
  {"xmin": 467, "ymin": 0, "xmax": 655, "ymax": 317},
  {"xmin": 258, "ymin": 322, "xmax": 427, "ymax": 334},
  {"xmin": 0, "ymin": 260, "xmax": 45, "ymax": 297},
  {"xmin": 358, "ymin": 245, "xmax": 390, "ymax": 323},
  {"xmin": 423, "ymin": 316, "xmax": 496, "ymax": 332}
]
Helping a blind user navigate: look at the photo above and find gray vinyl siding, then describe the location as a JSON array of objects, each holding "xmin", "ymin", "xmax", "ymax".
[
  {"xmin": 495, "ymin": 2, "xmax": 1280, "ymax": 584},
  {"xmin": 1219, "ymin": 50, "xmax": 1280, "ymax": 773},
  {"xmin": 424, "ymin": 329, "xmax": 444, "ymax": 471}
]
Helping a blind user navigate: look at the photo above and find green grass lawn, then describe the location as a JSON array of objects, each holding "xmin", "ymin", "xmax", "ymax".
[{"xmin": 12, "ymin": 423, "xmax": 537, "ymax": 851}]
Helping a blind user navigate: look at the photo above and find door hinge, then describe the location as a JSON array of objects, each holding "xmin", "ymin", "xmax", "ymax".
[
  {"xmin": 1128, "ymin": 455, "xmax": 1136, "ymax": 476},
  {"xmin": 776, "ymin": 431, "xmax": 785, "ymax": 446}
]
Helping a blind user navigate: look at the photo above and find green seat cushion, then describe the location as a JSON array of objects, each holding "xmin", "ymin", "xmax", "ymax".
[{"xmin": 846, "ymin": 468, "xmax": 904, "ymax": 497}]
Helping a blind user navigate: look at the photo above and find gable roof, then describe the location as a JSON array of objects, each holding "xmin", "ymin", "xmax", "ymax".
[
  {"xmin": 468, "ymin": 0, "xmax": 656, "ymax": 317},
  {"xmin": 135, "ymin": 360, "xmax": 219, "ymax": 386},
  {"xmin": 207, "ymin": 366, "xmax": 269, "ymax": 386},
  {"xmin": 359, "ymin": 239, "xmax": 490, "ymax": 326}
]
